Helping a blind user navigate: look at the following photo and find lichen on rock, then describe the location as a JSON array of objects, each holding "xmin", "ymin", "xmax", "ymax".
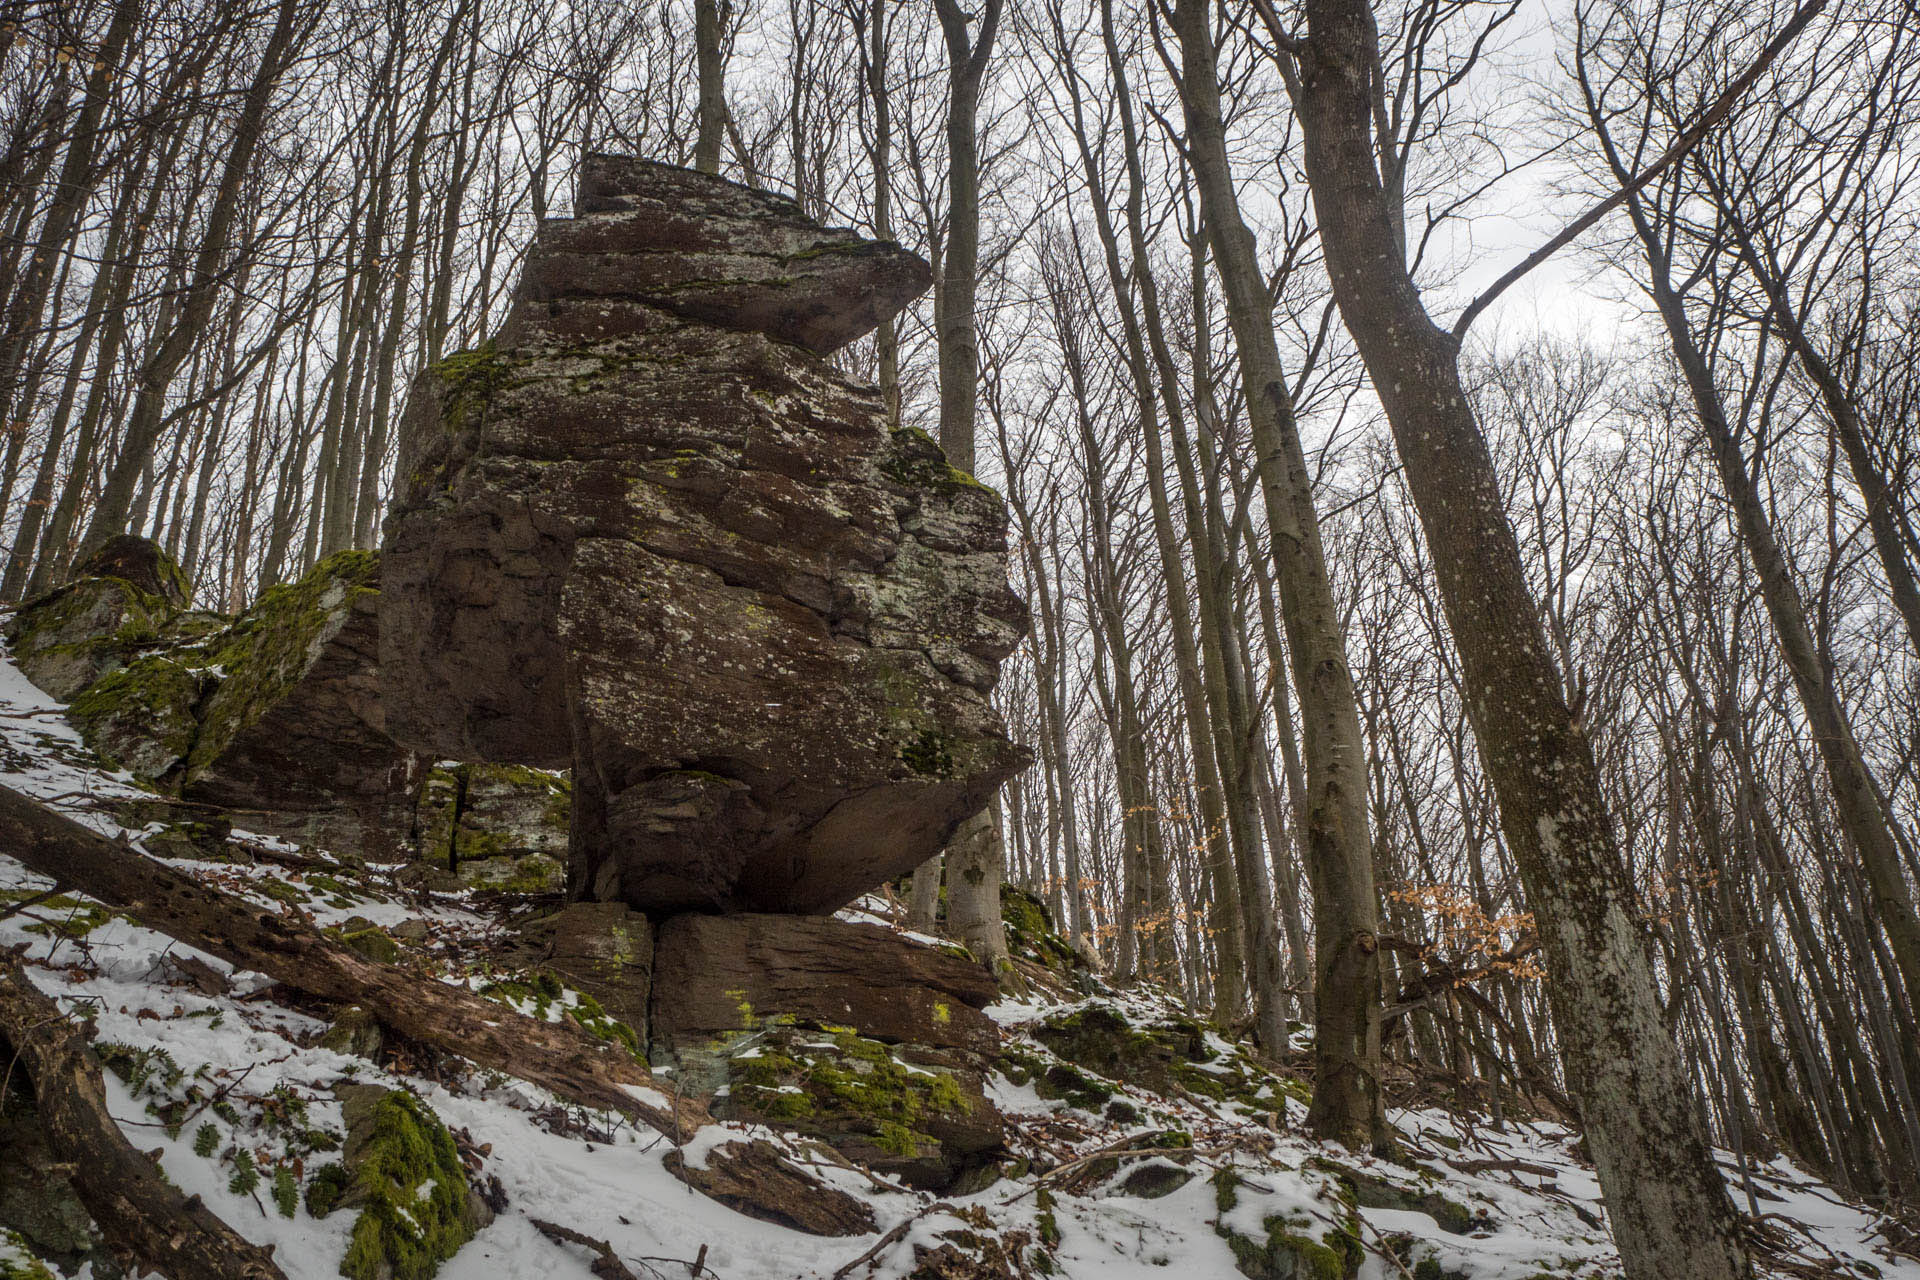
[{"xmin": 381, "ymin": 155, "xmax": 1030, "ymax": 916}]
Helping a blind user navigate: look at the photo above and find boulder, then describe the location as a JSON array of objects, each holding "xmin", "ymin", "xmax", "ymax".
[
  {"xmin": 65, "ymin": 655, "xmax": 205, "ymax": 779},
  {"xmin": 73, "ymin": 534, "xmax": 190, "ymax": 607},
  {"xmin": 710, "ymin": 1024, "xmax": 1004, "ymax": 1192},
  {"xmin": 514, "ymin": 901, "xmax": 653, "ymax": 1040},
  {"xmin": 182, "ymin": 550, "xmax": 420, "ymax": 857},
  {"xmin": 382, "ymin": 156, "xmax": 1028, "ymax": 915},
  {"xmin": 650, "ymin": 913, "xmax": 999, "ymax": 1055},
  {"xmin": 7, "ymin": 575, "xmax": 170, "ymax": 702},
  {"xmin": 515, "ymin": 152, "xmax": 932, "ymax": 354},
  {"xmin": 663, "ymin": 1139, "xmax": 876, "ymax": 1237}
]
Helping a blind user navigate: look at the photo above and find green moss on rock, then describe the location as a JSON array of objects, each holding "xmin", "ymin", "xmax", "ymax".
[
  {"xmin": 338, "ymin": 1092, "xmax": 480, "ymax": 1280},
  {"xmin": 65, "ymin": 655, "xmax": 202, "ymax": 779},
  {"xmin": 187, "ymin": 550, "xmax": 379, "ymax": 778}
]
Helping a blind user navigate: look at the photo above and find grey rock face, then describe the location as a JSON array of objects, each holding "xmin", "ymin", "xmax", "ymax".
[{"xmin": 382, "ymin": 156, "xmax": 1029, "ymax": 915}]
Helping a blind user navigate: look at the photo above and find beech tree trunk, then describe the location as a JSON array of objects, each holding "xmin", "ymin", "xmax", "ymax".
[
  {"xmin": 928, "ymin": 0, "xmax": 1009, "ymax": 975},
  {"xmin": 693, "ymin": 0, "xmax": 728, "ymax": 173},
  {"xmin": 1172, "ymin": 0, "xmax": 1385, "ymax": 1147},
  {"xmin": 1289, "ymin": 0, "xmax": 1753, "ymax": 1274}
]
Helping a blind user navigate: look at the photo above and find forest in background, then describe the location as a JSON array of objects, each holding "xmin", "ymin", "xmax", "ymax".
[{"xmin": 1, "ymin": 0, "xmax": 1917, "ymax": 1274}]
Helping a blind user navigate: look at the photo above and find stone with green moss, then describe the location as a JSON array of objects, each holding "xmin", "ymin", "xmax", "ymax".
[
  {"xmin": 712, "ymin": 1024, "xmax": 1000, "ymax": 1191},
  {"xmin": 5, "ymin": 576, "xmax": 172, "ymax": 701},
  {"xmin": 1306, "ymin": 1157, "xmax": 1483, "ymax": 1236},
  {"xmin": 1216, "ymin": 1207, "xmax": 1361, "ymax": 1280},
  {"xmin": 179, "ymin": 550, "xmax": 418, "ymax": 860},
  {"xmin": 65, "ymin": 655, "xmax": 203, "ymax": 780},
  {"xmin": 335, "ymin": 1088, "xmax": 485, "ymax": 1280}
]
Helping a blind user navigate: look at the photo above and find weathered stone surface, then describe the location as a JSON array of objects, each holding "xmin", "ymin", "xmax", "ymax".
[
  {"xmin": 74, "ymin": 534, "xmax": 190, "ymax": 608},
  {"xmin": 515, "ymin": 901, "xmax": 653, "ymax": 1040},
  {"xmin": 650, "ymin": 913, "xmax": 999, "ymax": 1054},
  {"xmin": 183, "ymin": 550, "xmax": 420, "ymax": 857},
  {"xmin": 511, "ymin": 154, "xmax": 932, "ymax": 355},
  {"xmin": 710, "ymin": 1024, "xmax": 1004, "ymax": 1191},
  {"xmin": 383, "ymin": 156, "xmax": 1028, "ymax": 915},
  {"xmin": 65, "ymin": 655, "xmax": 204, "ymax": 779},
  {"xmin": 6, "ymin": 574, "xmax": 170, "ymax": 701},
  {"xmin": 407, "ymin": 762, "xmax": 570, "ymax": 891}
]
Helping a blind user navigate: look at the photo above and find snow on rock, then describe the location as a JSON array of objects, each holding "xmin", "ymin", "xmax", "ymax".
[{"xmin": 0, "ymin": 643, "xmax": 1913, "ymax": 1280}]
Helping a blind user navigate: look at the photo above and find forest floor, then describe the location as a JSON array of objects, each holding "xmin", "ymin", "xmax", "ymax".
[{"xmin": 0, "ymin": 649, "xmax": 1914, "ymax": 1280}]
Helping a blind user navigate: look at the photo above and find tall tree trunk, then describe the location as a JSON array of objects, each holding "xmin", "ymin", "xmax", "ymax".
[
  {"xmin": 929, "ymin": 0, "xmax": 1008, "ymax": 975},
  {"xmin": 693, "ymin": 0, "xmax": 728, "ymax": 174},
  {"xmin": 1287, "ymin": 0, "xmax": 1752, "ymax": 1272},
  {"xmin": 1173, "ymin": 0, "xmax": 1384, "ymax": 1146}
]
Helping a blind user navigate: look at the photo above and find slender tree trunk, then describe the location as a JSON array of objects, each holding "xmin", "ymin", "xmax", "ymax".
[
  {"xmin": 693, "ymin": 0, "xmax": 728, "ymax": 174},
  {"xmin": 929, "ymin": 0, "xmax": 1008, "ymax": 975},
  {"xmin": 1174, "ymin": 0, "xmax": 1384, "ymax": 1145}
]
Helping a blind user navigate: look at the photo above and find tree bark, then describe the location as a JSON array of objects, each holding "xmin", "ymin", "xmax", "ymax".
[
  {"xmin": 0, "ymin": 958, "xmax": 287, "ymax": 1280},
  {"xmin": 1288, "ymin": 0, "xmax": 1752, "ymax": 1273},
  {"xmin": 1172, "ymin": 0, "xmax": 1385, "ymax": 1146}
]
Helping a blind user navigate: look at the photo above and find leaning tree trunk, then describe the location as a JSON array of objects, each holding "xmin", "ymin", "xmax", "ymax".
[{"xmin": 1289, "ymin": 0, "xmax": 1752, "ymax": 1275}]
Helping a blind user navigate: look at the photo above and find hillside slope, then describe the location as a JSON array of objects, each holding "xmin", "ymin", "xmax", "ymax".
[{"xmin": 0, "ymin": 650, "xmax": 1911, "ymax": 1280}]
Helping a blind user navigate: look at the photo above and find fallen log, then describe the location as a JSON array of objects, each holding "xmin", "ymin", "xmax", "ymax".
[
  {"xmin": 0, "ymin": 781, "xmax": 701, "ymax": 1140},
  {"xmin": 0, "ymin": 953, "xmax": 288, "ymax": 1280}
]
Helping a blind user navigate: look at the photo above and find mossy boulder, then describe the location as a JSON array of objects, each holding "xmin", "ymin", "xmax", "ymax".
[
  {"xmin": 4, "ymin": 536, "xmax": 194, "ymax": 702},
  {"xmin": 1001, "ymin": 884, "xmax": 1080, "ymax": 975},
  {"xmin": 65, "ymin": 655, "xmax": 204, "ymax": 780},
  {"xmin": 713, "ymin": 1025, "xmax": 1002, "ymax": 1191},
  {"xmin": 513, "ymin": 901, "xmax": 653, "ymax": 1042},
  {"xmin": 139, "ymin": 817, "xmax": 235, "ymax": 862},
  {"xmin": 1029, "ymin": 1002, "xmax": 1297, "ymax": 1121},
  {"xmin": 74, "ymin": 534, "xmax": 190, "ymax": 607},
  {"xmin": 1306, "ymin": 1157, "xmax": 1485, "ymax": 1236},
  {"xmin": 5, "ymin": 575, "xmax": 171, "ymax": 701},
  {"xmin": 649, "ymin": 913, "xmax": 1000, "ymax": 1055},
  {"xmin": 328, "ymin": 1086, "xmax": 487, "ymax": 1280},
  {"xmin": 1213, "ymin": 1174, "xmax": 1362, "ymax": 1280}
]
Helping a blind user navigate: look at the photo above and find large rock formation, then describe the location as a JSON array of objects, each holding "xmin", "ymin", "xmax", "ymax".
[{"xmin": 381, "ymin": 155, "xmax": 1028, "ymax": 914}]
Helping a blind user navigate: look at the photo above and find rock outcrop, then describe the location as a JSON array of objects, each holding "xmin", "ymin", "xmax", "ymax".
[
  {"xmin": 381, "ymin": 155, "xmax": 1029, "ymax": 915},
  {"xmin": 10, "ymin": 541, "xmax": 421, "ymax": 859},
  {"xmin": 406, "ymin": 763, "xmax": 569, "ymax": 892},
  {"xmin": 649, "ymin": 913, "xmax": 1000, "ymax": 1055},
  {"xmin": 182, "ymin": 551, "xmax": 419, "ymax": 853}
]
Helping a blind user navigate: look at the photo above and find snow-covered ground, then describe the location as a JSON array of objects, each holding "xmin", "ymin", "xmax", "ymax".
[{"xmin": 1, "ymin": 646, "xmax": 1913, "ymax": 1280}]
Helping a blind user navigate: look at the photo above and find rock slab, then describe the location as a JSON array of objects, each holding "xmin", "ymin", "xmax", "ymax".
[
  {"xmin": 649, "ymin": 913, "xmax": 1000, "ymax": 1055},
  {"xmin": 381, "ymin": 155, "xmax": 1029, "ymax": 914}
]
